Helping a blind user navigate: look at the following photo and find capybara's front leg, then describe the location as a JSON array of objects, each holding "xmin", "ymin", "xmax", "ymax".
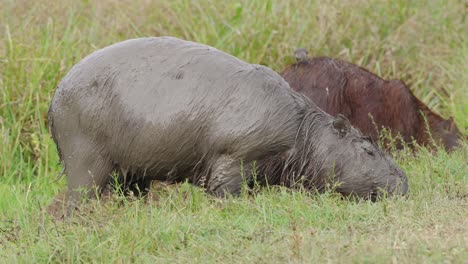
[{"xmin": 207, "ymin": 155, "xmax": 253, "ymax": 197}]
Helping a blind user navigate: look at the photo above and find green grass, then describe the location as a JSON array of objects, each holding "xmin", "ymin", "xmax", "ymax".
[{"xmin": 0, "ymin": 0, "xmax": 467, "ymax": 262}]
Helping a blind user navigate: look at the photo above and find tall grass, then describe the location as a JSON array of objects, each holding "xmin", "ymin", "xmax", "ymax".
[{"xmin": 0, "ymin": 0, "xmax": 467, "ymax": 262}]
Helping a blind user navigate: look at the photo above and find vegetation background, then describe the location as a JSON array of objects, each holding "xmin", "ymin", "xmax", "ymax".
[{"xmin": 0, "ymin": 0, "xmax": 466, "ymax": 262}]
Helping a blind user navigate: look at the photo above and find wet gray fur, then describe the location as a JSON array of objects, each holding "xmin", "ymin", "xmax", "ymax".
[{"xmin": 48, "ymin": 37, "xmax": 408, "ymax": 210}]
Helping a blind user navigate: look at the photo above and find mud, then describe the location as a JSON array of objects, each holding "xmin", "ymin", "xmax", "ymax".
[{"xmin": 48, "ymin": 37, "xmax": 408, "ymax": 213}]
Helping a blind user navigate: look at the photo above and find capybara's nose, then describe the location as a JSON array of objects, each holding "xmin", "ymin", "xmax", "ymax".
[
  {"xmin": 399, "ymin": 178, "xmax": 409, "ymax": 195},
  {"xmin": 392, "ymin": 171, "xmax": 409, "ymax": 196}
]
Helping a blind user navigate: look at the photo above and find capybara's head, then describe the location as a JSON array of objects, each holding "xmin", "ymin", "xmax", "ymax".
[
  {"xmin": 430, "ymin": 116, "xmax": 464, "ymax": 152},
  {"xmin": 308, "ymin": 114, "xmax": 409, "ymax": 199}
]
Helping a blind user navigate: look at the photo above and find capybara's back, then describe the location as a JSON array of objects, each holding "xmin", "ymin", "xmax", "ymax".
[{"xmin": 281, "ymin": 56, "xmax": 463, "ymax": 151}]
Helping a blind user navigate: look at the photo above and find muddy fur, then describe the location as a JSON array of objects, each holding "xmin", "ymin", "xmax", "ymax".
[
  {"xmin": 281, "ymin": 56, "xmax": 464, "ymax": 152},
  {"xmin": 261, "ymin": 110, "xmax": 407, "ymax": 196},
  {"xmin": 48, "ymin": 37, "xmax": 408, "ymax": 213}
]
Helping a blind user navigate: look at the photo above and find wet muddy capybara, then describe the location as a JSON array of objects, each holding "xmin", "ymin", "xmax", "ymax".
[
  {"xmin": 48, "ymin": 37, "xmax": 408, "ymax": 212},
  {"xmin": 281, "ymin": 55, "xmax": 463, "ymax": 152}
]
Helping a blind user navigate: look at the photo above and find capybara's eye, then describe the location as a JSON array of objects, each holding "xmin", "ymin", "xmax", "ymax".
[
  {"xmin": 362, "ymin": 146, "xmax": 374, "ymax": 156},
  {"xmin": 363, "ymin": 136, "xmax": 374, "ymax": 144}
]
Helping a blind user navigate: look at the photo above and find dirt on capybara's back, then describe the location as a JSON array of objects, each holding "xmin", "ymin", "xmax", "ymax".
[{"xmin": 281, "ymin": 57, "xmax": 463, "ymax": 152}]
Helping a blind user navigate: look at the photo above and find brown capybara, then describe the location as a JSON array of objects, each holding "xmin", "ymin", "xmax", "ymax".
[
  {"xmin": 281, "ymin": 56, "xmax": 463, "ymax": 152},
  {"xmin": 48, "ymin": 37, "xmax": 408, "ymax": 213}
]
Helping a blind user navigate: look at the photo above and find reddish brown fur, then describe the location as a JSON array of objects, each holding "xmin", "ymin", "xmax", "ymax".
[{"xmin": 281, "ymin": 57, "xmax": 463, "ymax": 152}]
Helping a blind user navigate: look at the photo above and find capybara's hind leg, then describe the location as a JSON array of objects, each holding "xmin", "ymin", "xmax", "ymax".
[
  {"xmin": 207, "ymin": 155, "xmax": 252, "ymax": 197},
  {"xmin": 64, "ymin": 144, "xmax": 113, "ymax": 213}
]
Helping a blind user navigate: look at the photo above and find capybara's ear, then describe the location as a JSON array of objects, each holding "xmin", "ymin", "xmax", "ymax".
[
  {"xmin": 333, "ymin": 114, "xmax": 351, "ymax": 137},
  {"xmin": 440, "ymin": 117, "xmax": 455, "ymax": 131}
]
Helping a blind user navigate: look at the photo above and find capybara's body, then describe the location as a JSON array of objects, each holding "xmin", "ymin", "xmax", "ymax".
[
  {"xmin": 48, "ymin": 37, "xmax": 407, "ymax": 211},
  {"xmin": 281, "ymin": 57, "xmax": 463, "ymax": 152}
]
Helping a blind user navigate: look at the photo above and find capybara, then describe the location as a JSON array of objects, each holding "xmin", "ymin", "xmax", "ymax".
[
  {"xmin": 48, "ymin": 37, "xmax": 408, "ymax": 212},
  {"xmin": 281, "ymin": 56, "xmax": 463, "ymax": 152}
]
